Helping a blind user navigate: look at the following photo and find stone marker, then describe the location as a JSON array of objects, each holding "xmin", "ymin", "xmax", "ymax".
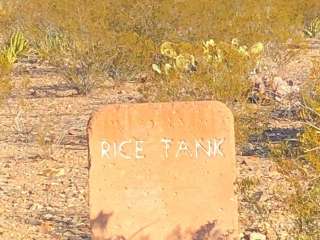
[{"xmin": 88, "ymin": 101, "xmax": 238, "ymax": 240}]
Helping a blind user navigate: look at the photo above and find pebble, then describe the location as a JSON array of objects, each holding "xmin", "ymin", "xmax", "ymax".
[
  {"xmin": 27, "ymin": 218, "xmax": 41, "ymax": 226},
  {"xmin": 272, "ymin": 76, "xmax": 300, "ymax": 100},
  {"xmin": 251, "ymin": 73, "xmax": 301, "ymax": 102},
  {"xmin": 43, "ymin": 213, "xmax": 54, "ymax": 220}
]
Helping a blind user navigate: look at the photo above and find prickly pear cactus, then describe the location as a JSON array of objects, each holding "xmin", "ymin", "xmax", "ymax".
[{"xmin": 152, "ymin": 38, "xmax": 264, "ymax": 76}]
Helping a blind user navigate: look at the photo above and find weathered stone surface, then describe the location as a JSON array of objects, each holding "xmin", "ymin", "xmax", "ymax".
[{"xmin": 88, "ymin": 101, "xmax": 238, "ymax": 240}]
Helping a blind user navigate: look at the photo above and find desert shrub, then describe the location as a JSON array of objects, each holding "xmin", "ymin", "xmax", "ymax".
[
  {"xmin": 288, "ymin": 181, "xmax": 320, "ymax": 239},
  {"xmin": 106, "ymin": 32, "xmax": 156, "ymax": 81},
  {"xmin": 270, "ymin": 142, "xmax": 320, "ymax": 239},
  {"xmin": 141, "ymin": 38, "xmax": 268, "ymax": 147},
  {"xmin": 1, "ymin": 0, "xmax": 317, "ymax": 141},
  {"xmin": 63, "ymin": 59, "xmax": 102, "ymax": 96},
  {"xmin": 300, "ymin": 60, "xmax": 320, "ymax": 172},
  {"xmin": 0, "ymin": 0, "xmax": 319, "ymax": 97},
  {"xmin": 146, "ymin": 39, "xmax": 262, "ymax": 102},
  {"xmin": 105, "ymin": 0, "xmax": 164, "ymax": 41},
  {"xmin": 297, "ymin": 63, "xmax": 320, "ymax": 239},
  {"xmin": 34, "ymin": 27, "xmax": 71, "ymax": 63},
  {"xmin": 267, "ymin": 60, "xmax": 320, "ymax": 239},
  {"xmin": 52, "ymin": 31, "xmax": 156, "ymax": 94},
  {"xmin": 60, "ymin": 42, "xmax": 108, "ymax": 95},
  {"xmin": 3, "ymin": 0, "xmax": 320, "ymax": 76},
  {"xmin": 0, "ymin": 0, "xmax": 319, "ymax": 121},
  {"xmin": 103, "ymin": 0, "xmax": 319, "ymax": 44}
]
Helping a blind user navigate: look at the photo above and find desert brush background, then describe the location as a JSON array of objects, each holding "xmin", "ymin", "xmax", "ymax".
[{"xmin": 0, "ymin": 1, "xmax": 320, "ymax": 239}]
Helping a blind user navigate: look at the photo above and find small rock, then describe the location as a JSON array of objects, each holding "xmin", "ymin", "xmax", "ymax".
[
  {"xmin": 291, "ymin": 85, "xmax": 300, "ymax": 93},
  {"xmin": 251, "ymin": 191, "xmax": 263, "ymax": 202},
  {"xmin": 272, "ymin": 76, "xmax": 300, "ymax": 100},
  {"xmin": 43, "ymin": 213, "xmax": 54, "ymax": 220},
  {"xmin": 27, "ymin": 218, "xmax": 41, "ymax": 226},
  {"xmin": 241, "ymin": 143, "xmax": 255, "ymax": 156},
  {"xmin": 272, "ymin": 76, "xmax": 283, "ymax": 89},
  {"xmin": 277, "ymin": 85, "xmax": 291, "ymax": 97},
  {"xmin": 251, "ymin": 74, "xmax": 266, "ymax": 94}
]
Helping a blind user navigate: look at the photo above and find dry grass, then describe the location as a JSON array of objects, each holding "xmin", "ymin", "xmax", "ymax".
[
  {"xmin": 265, "ymin": 59, "xmax": 320, "ymax": 239},
  {"xmin": 0, "ymin": 1, "xmax": 320, "ymax": 239},
  {"xmin": 0, "ymin": 0, "xmax": 319, "ymax": 95}
]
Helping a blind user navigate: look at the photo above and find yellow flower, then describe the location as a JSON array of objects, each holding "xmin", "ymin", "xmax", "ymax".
[{"xmin": 160, "ymin": 41, "xmax": 177, "ymax": 59}]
